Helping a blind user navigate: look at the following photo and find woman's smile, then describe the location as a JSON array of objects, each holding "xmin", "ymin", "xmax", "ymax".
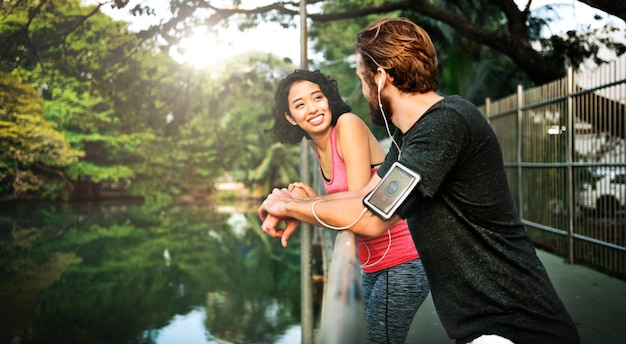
[{"xmin": 308, "ymin": 114, "xmax": 325, "ymax": 126}]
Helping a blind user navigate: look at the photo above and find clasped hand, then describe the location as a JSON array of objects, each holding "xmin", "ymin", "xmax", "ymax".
[{"xmin": 258, "ymin": 182, "xmax": 318, "ymax": 247}]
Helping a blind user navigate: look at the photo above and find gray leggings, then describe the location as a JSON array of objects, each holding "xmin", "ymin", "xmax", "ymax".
[{"xmin": 361, "ymin": 258, "xmax": 430, "ymax": 344}]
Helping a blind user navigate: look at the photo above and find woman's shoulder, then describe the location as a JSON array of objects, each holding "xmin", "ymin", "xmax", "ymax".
[
  {"xmin": 335, "ymin": 112, "xmax": 376, "ymax": 151},
  {"xmin": 336, "ymin": 112, "xmax": 368, "ymax": 130}
]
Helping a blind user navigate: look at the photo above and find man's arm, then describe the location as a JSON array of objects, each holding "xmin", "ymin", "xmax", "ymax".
[{"xmin": 259, "ymin": 175, "xmax": 400, "ymax": 247}]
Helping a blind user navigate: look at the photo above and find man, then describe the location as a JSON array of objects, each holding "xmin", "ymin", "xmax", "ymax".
[{"xmin": 259, "ymin": 17, "xmax": 580, "ymax": 344}]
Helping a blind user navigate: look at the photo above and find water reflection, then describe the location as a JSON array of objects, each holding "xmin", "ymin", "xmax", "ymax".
[
  {"xmin": 151, "ymin": 307, "xmax": 301, "ymax": 344},
  {"xmin": 152, "ymin": 308, "xmax": 211, "ymax": 343},
  {"xmin": 0, "ymin": 200, "xmax": 301, "ymax": 344}
]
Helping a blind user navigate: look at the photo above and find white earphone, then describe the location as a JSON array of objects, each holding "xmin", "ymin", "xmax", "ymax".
[{"xmin": 377, "ymin": 72, "xmax": 402, "ymax": 159}]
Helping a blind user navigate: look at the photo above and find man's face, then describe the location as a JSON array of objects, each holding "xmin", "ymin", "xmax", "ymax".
[{"xmin": 356, "ymin": 56, "xmax": 392, "ymax": 127}]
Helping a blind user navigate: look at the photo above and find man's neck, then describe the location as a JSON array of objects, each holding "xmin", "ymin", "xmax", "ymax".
[{"xmin": 391, "ymin": 91, "xmax": 444, "ymax": 133}]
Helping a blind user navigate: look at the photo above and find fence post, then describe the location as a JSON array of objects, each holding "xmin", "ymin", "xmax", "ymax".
[
  {"xmin": 299, "ymin": 2, "xmax": 314, "ymax": 342},
  {"xmin": 300, "ymin": 139, "xmax": 314, "ymax": 344},
  {"xmin": 565, "ymin": 66, "xmax": 575, "ymax": 264},
  {"xmin": 517, "ymin": 84, "xmax": 524, "ymax": 219}
]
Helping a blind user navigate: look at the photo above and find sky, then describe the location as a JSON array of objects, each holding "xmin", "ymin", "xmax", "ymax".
[{"xmin": 92, "ymin": 0, "xmax": 624, "ymax": 69}]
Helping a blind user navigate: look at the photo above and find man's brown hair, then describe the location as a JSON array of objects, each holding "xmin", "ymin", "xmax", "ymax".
[{"xmin": 356, "ymin": 17, "xmax": 439, "ymax": 94}]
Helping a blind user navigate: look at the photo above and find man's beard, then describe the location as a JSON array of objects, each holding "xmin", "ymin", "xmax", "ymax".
[{"xmin": 368, "ymin": 88, "xmax": 393, "ymax": 127}]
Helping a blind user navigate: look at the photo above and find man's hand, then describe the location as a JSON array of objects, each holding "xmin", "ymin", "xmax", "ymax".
[
  {"xmin": 260, "ymin": 215, "xmax": 300, "ymax": 247},
  {"xmin": 258, "ymin": 187, "xmax": 302, "ymax": 247}
]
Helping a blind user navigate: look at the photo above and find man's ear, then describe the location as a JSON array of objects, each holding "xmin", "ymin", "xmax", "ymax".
[{"xmin": 376, "ymin": 67, "xmax": 387, "ymax": 91}]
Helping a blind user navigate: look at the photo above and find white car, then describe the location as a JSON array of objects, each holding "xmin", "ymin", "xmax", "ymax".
[{"xmin": 578, "ymin": 170, "xmax": 626, "ymax": 216}]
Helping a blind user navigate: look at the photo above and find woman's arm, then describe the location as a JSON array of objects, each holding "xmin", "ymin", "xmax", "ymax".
[{"xmin": 336, "ymin": 113, "xmax": 386, "ymax": 191}]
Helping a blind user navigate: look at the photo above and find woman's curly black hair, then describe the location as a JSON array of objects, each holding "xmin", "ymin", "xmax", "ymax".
[{"xmin": 268, "ymin": 69, "xmax": 352, "ymax": 144}]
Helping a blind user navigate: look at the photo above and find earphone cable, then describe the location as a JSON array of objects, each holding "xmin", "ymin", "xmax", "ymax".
[
  {"xmin": 311, "ymin": 200, "xmax": 367, "ymax": 230},
  {"xmin": 360, "ymin": 229, "xmax": 392, "ymax": 268},
  {"xmin": 378, "ymin": 85, "xmax": 402, "ymax": 160}
]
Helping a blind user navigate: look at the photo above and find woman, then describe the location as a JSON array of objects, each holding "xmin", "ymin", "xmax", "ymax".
[{"xmin": 268, "ymin": 69, "xmax": 430, "ymax": 344}]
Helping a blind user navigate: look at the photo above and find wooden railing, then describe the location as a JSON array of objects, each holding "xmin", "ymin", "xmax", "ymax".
[{"xmin": 316, "ymin": 230, "xmax": 365, "ymax": 344}]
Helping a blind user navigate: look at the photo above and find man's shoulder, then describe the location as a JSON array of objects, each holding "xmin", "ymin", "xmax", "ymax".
[
  {"xmin": 439, "ymin": 95, "xmax": 480, "ymax": 112},
  {"xmin": 408, "ymin": 96, "xmax": 486, "ymax": 140},
  {"xmin": 430, "ymin": 96, "xmax": 486, "ymax": 126}
]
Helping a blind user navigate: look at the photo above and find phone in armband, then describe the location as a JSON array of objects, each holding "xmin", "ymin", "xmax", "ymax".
[{"xmin": 363, "ymin": 161, "xmax": 421, "ymax": 220}]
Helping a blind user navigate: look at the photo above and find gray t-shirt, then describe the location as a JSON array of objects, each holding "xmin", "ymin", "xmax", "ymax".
[{"xmin": 378, "ymin": 95, "xmax": 579, "ymax": 343}]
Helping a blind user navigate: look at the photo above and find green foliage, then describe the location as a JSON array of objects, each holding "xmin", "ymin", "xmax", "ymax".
[
  {"xmin": 310, "ymin": 0, "xmax": 533, "ymax": 107},
  {"xmin": 207, "ymin": 53, "xmax": 301, "ymax": 196},
  {"xmin": 249, "ymin": 142, "xmax": 301, "ymax": 194},
  {"xmin": 310, "ymin": 0, "xmax": 386, "ymax": 62},
  {"xmin": 0, "ymin": 72, "xmax": 84, "ymax": 197},
  {"xmin": 65, "ymin": 161, "xmax": 134, "ymax": 183},
  {"xmin": 0, "ymin": 1, "xmax": 305, "ymax": 202}
]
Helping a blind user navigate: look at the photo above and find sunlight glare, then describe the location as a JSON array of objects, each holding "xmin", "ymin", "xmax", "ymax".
[
  {"xmin": 169, "ymin": 22, "xmax": 304, "ymax": 69},
  {"xmin": 171, "ymin": 28, "xmax": 243, "ymax": 68}
]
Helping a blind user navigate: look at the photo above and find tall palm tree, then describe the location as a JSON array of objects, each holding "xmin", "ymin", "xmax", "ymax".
[{"xmin": 248, "ymin": 143, "xmax": 301, "ymax": 198}]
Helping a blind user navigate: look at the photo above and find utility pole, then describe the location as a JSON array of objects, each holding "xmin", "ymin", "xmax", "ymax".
[{"xmin": 299, "ymin": 2, "xmax": 314, "ymax": 344}]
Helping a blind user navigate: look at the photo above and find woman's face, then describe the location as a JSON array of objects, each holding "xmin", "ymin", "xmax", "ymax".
[{"xmin": 285, "ymin": 80, "xmax": 332, "ymax": 136}]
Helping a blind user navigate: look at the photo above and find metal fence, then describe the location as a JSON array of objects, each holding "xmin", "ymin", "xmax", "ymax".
[{"xmin": 478, "ymin": 55, "xmax": 626, "ymax": 278}]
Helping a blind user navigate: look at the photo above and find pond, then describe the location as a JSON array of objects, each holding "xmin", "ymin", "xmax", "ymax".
[{"xmin": 0, "ymin": 200, "xmax": 302, "ymax": 344}]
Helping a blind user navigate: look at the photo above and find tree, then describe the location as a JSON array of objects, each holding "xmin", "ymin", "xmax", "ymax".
[
  {"xmin": 98, "ymin": 0, "xmax": 625, "ymax": 86},
  {"xmin": 310, "ymin": 1, "xmax": 532, "ymax": 133},
  {"xmin": 195, "ymin": 52, "xmax": 301, "ymax": 197},
  {"xmin": 578, "ymin": 0, "xmax": 626, "ymax": 21},
  {"xmin": 248, "ymin": 142, "xmax": 301, "ymax": 198},
  {"xmin": 0, "ymin": 72, "xmax": 84, "ymax": 198}
]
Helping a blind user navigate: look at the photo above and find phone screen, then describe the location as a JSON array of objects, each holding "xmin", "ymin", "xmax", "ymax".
[{"xmin": 363, "ymin": 162, "xmax": 421, "ymax": 220}]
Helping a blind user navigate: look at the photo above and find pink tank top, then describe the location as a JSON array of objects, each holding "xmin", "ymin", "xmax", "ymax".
[{"xmin": 317, "ymin": 126, "xmax": 419, "ymax": 273}]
